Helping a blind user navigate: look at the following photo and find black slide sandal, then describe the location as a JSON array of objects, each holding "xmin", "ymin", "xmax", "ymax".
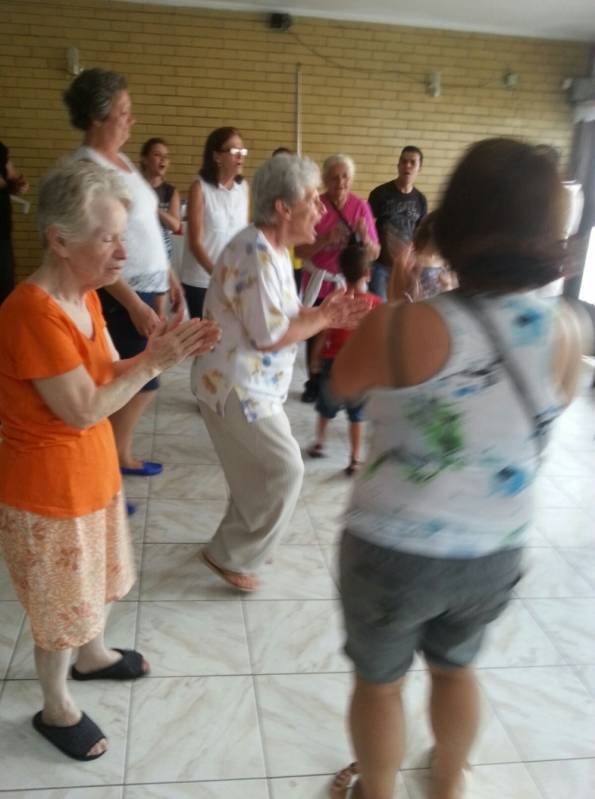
[
  {"xmin": 32, "ymin": 711, "xmax": 107, "ymax": 761},
  {"xmin": 71, "ymin": 648, "xmax": 147, "ymax": 681}
]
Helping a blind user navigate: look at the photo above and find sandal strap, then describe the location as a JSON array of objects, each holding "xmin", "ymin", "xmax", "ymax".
[
  {"xmin": 33, "ymin": 711, "xmax": 106, "ymax": 761},
  {"xmin": 71, "ymin": 649, "xmax": 145, "ymax": 681}
]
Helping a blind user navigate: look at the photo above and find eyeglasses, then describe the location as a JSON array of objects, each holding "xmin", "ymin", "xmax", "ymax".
[{"xmin": 220, "ymin": 147, "xmax": 248, "ymax": 157}]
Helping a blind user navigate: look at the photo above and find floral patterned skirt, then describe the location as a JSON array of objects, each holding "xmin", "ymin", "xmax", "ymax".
[{"xmin": 0, "ymin": 492, "xmax": 135, "ymax": 651}]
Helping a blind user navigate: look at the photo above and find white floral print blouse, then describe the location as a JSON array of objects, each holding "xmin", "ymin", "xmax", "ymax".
[{"xmin": 191, "ymin": 225, "xmax": 300, "ymax": 422}]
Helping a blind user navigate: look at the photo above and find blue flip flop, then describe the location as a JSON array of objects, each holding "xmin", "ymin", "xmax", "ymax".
[{"xmin": 121, "ymin": 461, "xmax": 163, "ymax": 477}]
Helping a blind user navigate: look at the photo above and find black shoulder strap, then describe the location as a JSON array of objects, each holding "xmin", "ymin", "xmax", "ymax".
[{"xmin": 327, "ymin": 198, "xmax": 355, "ymax": 235}]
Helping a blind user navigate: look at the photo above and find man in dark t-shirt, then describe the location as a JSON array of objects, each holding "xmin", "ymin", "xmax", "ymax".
[{"xmin": 368, "ymin": 145, "xmax": 427, "ymax": 300}]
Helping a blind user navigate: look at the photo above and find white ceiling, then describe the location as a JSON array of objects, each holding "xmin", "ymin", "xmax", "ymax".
[{"xmin": 121, "ymin": 0, "xmax": 595, "ymax": 42}]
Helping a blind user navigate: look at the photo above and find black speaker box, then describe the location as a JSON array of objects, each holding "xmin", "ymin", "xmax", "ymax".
[{"xmin": 269, "ymin": 13, "xmax": 292, "ymax": 31}]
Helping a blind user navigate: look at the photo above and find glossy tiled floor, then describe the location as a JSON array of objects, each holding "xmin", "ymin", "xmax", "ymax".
[{"xmin": 1, "ymin": 357, "xmax": 595, "ymax": 798}]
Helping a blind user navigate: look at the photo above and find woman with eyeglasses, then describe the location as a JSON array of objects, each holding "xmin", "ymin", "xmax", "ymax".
[{"xmin": 181, "ymin": 127, "xmax": 250, "ymax": 318}]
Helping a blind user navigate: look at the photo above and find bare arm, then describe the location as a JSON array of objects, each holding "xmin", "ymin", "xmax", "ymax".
[
  {"xmin": 258, "ymin": 291, "xmax": 373, "ymax": 352},
  {"xmin": 332, "ymin": 301, "xmax": 450, "ymax": 399},
  {"xmin": 187, "ymin": 180, "xmax": 216, "ymax": 274},
  {"xmin": 552, "ymin": 299, "xmax": 590, "ymax": 405},
  {"xmin": 354, "ymin": 215, "xmax": 380, "ymax": 262},
  {"xmin": 32, "ymin": 317, "xmax": 221, "ymax": 430},
  {"xmin": 259, "ymin": 306, "xmax": 330, "ymax": 351},
  {"xmin": 158, "ymin": 188, "xmax": 181, "ymax": 232}
]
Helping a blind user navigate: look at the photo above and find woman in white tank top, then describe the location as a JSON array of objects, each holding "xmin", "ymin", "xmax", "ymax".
[
  {"xmin": 328, "ymin": 139, "xmax": 586, "ymax": 799},
  {"xmin": 63, "ymin": 68, "xmax": 184, "ymax": 491},
  {"xmin": 181, "ymin": 127, "xmax": 250, "ymax": 318}
]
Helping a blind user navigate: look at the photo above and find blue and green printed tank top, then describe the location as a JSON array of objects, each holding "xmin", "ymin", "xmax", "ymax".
[{"xmin": 346, "ymin": 291, "xmax": 565, "ymax": 558}]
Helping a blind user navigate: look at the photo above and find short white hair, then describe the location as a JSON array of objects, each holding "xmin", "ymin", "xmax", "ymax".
[
  {"xmin": 322, "ymin": 153, "xmax": 355, "ymax": 184},
  {"xmin": 38, "ymin": 159, "xmax": 130, "ymax": 246},
  {"xmin": 252, "ymin": 154, "xmax": 320, "ymax": 226}
]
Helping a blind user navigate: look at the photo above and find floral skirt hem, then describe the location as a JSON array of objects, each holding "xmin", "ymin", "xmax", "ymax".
[{"xmin": 0, "ymin": 491, "xmax": 135, "ymax": 651}]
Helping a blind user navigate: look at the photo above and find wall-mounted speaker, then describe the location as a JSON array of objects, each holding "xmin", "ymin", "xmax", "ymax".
[{"xmin": 269, "ymin": 13, "xmax": 292, "ymax": 31}]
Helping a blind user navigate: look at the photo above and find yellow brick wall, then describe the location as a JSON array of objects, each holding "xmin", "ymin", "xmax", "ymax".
[{"xmin": 0, "ymin": 0, "xmax": 589, "ymax": 276}]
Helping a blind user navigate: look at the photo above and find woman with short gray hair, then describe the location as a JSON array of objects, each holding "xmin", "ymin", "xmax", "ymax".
[
  {"xmin": 0, "ymin": 160, "xmax": 219, "ymax": 762},
  {"xmin": 192, "ymin": 154, "xmax": 371, "ymax": 591},
  {"xmin": 64, "ymin": 67, "xmax": 184, "ymax": 489},
  {"xmin": 295, "ymin": 152, "xmax": 380, "ymax": 403}
]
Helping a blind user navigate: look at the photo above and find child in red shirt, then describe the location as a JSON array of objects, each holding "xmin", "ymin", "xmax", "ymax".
[{"xmin": 307, "ymin": 245, "xmax": 381, "ymax": 475}]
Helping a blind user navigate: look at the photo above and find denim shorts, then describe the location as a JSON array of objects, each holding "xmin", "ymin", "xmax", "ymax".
[
  {"xmin": 339, "ymin": 530, "xmax": 523, "ymax": 683},
  {"xmin": 316, "ymin": 359, "xmax": 365, "ymax": 423},
  {"xmin": 99, "ymin": 290, "xmax": 160, "ymax": 392}
]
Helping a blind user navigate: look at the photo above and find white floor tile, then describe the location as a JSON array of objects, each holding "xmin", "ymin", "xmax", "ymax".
[
  {"xmin": 534, "ymin": 508, "xmax": 594, "ymax": 548},
  {"xmin": 122, "ymin": 473, "xmax": 150, "ymax": 500},
  {"xmin": 154, "ymin": 410, "xmax": 205, "ymax": 436},
  {"xmin": 269, "ymin": 772, "xmax": 409, "ymax": 798},
  {"xmin": 0, "ymin": 789, "xmax": 123, "ymax": 798},
  {"xmin": 404, "ymin": 763, "xmax": 543, "ymax": 799},
  {"xmin": 480, "ymin": 666, "xmax": 595, "ymax": 760},
  {"xmin": 140, "ymin": 544, "xmax": 243, "ymax": 600},
  {"xmin": 575, "ymin": 664, "xmax": 595, "ymax": 696},
  {"xmin": 151, "ymin": 433, "xmax": 219, "ymax": 465},
  {"xmin": 136, "ymin": 600, "xmax": 250, "ymax": 676},
  {"xmin": 526, "ymin": 598, "xmax": 595, "ymax": 665},
  {"xmin": 528, "ymin": 759, "xmax": 595, "ymax": 799},
  {"xmin": 125, "ymin": 781, "xmax": 268, "ymax": 798},
  {"xmin": 476, "ymin": 599, "xmax": 564, "ymax": 668},
  {"xmin": 256, "ymin": 672, "xmax": 352, "ymax": 778},
  {"xmin": 126, "ymin": 676, "xmax": 264, "ymax": 783},
  {"xmin": 145, "ymin": 499, "xmax": 226, "ymax": 544},
  {"xmin": 0, "ymin": 601, "xmax": 24, "ymax": 679},
  {"xmin": 149, "ymin": 464, "xmax": 228, "ymax": 500},
  {"xmin": 558, "ymin": 548, "xmax": 595, "ymax": 588},
  {"xmin": 244, "ymin": 599, "xmax": 349, "ymax": 674},
  {"xmin": 515, "ymin": 548, "xmax": 595, "ymax": 598},
  {"xmin": 243, "ymin": 546, "xmax": 337, "ymax": 601}
]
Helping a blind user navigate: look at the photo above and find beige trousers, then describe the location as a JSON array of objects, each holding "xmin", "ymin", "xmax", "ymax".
[{"xmin": 198, "ymin": 391, "xmax": 304, "ymax": 572}]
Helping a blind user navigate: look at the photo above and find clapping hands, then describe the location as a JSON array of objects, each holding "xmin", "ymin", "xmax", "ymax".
[
  {"xmin": 145, "ymin": 307, "xmax": 221, "ymax": 373},
  {"xmin": 320, "ymin": 289, "xmax": 374, "ymax": 330}
]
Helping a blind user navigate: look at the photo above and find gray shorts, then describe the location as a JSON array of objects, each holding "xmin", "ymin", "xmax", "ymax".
[{"xmin": 340, "ymin": 530, "xmax": 523, "ymax": 683}]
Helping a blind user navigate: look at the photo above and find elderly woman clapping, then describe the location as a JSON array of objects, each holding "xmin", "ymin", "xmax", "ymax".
[
  {"xmin": 192, "ymin": 154, "xmax": 371, "ymax": 592},
  {"xmin": 295, "ymin": 153, "xmax": 380, "ymax": 402},
  {"xmin": 0, "ymin": 161, "xmax": 219, "ymax": 762}
]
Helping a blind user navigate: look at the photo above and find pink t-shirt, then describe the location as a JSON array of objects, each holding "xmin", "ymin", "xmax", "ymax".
[{"xmin": 302, "ymin": 192, "xmax": 379, "ymax": 300}]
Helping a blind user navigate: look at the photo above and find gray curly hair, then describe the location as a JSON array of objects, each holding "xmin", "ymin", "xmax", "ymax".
[
  {"xmin": 38, "ymin": 159, "xmax": 130, "ymax": 246},
  {"xmin": 252, "ymin": 154, "xmax": 320, "ymax": 226}
]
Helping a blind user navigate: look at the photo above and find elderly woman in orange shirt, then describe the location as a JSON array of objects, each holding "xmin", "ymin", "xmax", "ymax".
[{"xmin": 0, "ymin": 160, "xmax": 219, "ymax": 762}]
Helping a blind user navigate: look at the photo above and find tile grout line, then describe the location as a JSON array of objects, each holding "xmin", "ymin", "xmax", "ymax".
[
  {"xmin": 240, "ymin": 598, "xmax": 273, "ymax": 795},
  {"xmin": 0, "ymin": 604, "xmax": 27, "ymax": 704}
]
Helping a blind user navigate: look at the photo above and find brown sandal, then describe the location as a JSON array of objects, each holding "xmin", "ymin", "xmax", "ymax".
[
  {"xmin": 345, "ymin": 459, "xmax": 362, "ymax": 477},
  {"xmin": 307, "ymin": 443, "xmax": 326, "ymax": 458},
  {"xmin": 330, "ymin": 762, "xmax": 359, "ymax": 796},
  {"xmin": 200, "ymin": 549, "xmax": 259, "ymax": 593}
]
